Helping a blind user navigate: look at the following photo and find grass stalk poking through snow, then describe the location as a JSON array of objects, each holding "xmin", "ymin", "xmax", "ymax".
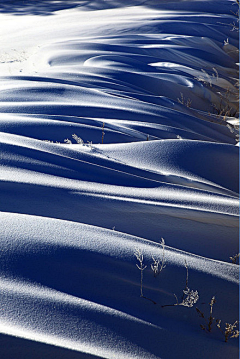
[
  {"xmin": 135, "ymin": 248, "xmax": 146, "ymax": 298},
  {"xmin": 135, "ymin": 249, "xmax": 156, "ymax": 304},
  {"xmin": 197, "ymin": 297, "xmax": 239, "ymax": 342}
]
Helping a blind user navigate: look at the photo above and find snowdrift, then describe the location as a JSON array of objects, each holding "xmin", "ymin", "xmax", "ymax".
[{"xmin": 0, "ymin": 1, "xmax": 239, "ymax": 358}]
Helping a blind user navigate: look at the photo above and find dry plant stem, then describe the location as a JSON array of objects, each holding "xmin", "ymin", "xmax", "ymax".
[
  {"xmin": 224, "ymin": 321, "xmax": 239, "ymax": 343},
  {"xmin": 197, "ymin": 297, "xmax": 239, "ymax": 341},
  {"xmin": 64, "ymin": 134, "xmax": 84, "ymax": 144},
  {"xmin": 195, "ymin": 68, "xmax": 217, "ymax": 87},
  {"xmin": 139, "ymin": 263, "xmax": 145, "ymax": 298},
  {"xmin": 101, "ymin": 122, "xmax": 105, "ymax": 144},
  {"xmin": 159, "ymin": 238, "xmax": 166, "ymax": 273},
  {"xmin": 141, "ymin": 295, "xmax": 157, "ymax": 305},
  {"xmin": 196, "ymin": 296, "xmax": 216, "ymax": 333},
  {"xmin": 208, "ymin": 296, "xmax": 216, "ymax": 332},
  {"xmin": 229, "ymin": 253, "xmax": 240, "ymax": 264},
  {"xmin": 217, "ymin": 320, "xmax": 239, "ymax": 342},
  {"xmin": 161, "ymin": 295, "xmax": 179, "ymax": 308},
  {"xmin": 223, "ymin": 322, "xmax": 239, "ymax": 342},
  {"xmin": 135, "ymin": 249, "xmax": 156, "ymax": 305},
  {"xmin": 151, "ymin": 238, "xmax": 166, "ymax": 277},
  {"xmin": 135, "ymin": 249, "xmax": 146, "ymax": 297},
  {"xmin": 182, "ymin": 260, "xmax": 188, "ymax": 300},
  {"xmin": 177, "ymin": 92, "xmax": 192, "ymax": 107}
]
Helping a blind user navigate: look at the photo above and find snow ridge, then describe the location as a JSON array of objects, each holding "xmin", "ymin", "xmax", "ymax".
[{"xmin": 0, "ymin": 1, "xmax": 238, "ymax": 358}]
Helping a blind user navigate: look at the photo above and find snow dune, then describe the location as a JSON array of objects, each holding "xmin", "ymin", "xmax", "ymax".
[{"xmin": 0, "ymin": 1, "xmax": 239, "ymax": 358}]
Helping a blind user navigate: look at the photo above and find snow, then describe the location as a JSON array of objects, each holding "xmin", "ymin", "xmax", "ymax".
[{"xmin": 0, "ymin": 1, "xmax": 239, "ymax": 358}]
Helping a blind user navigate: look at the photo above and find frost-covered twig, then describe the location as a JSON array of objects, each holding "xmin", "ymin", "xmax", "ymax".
[
  {"xmin": 216, "ymin": 320, "xmax": 239, "ymax": 342},
  {"xmin": 72, "ymin": 134, "xmax": 84, "ymax": 144},
  {"xmin": 229, "ymin": 253, "xmax": 240, "ymax": 264},
  {"xmin": 151, "ymin": 238, "xmax": 166, "ymax": 277},
  {"xmin": 135, "ymin": 249, "xmax": 156, "ymax": 304},
  {"xmin": 175, "ymin": 261, "xmax": 199, "ymax": 308},
  {"xmin": 180, "ymin": 288, "xmax": 199, "ymax": 308},
  {"xmin": 162, "ymin": 260, "xmax": 199, "ymax": 308},
  {"xmin": 135, "ymin": 248, "xmax": 146, "ymax": 298}
]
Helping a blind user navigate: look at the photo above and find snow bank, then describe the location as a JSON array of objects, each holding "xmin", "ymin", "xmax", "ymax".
[{"xmin": 0, "ymin": 0, "xmax": 238, "ymax": 358}]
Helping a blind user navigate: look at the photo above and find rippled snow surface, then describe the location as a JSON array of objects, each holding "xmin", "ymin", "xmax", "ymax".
[{"xmin": 0, "ymin": 1, "xmax": 239, "ymax": 358}]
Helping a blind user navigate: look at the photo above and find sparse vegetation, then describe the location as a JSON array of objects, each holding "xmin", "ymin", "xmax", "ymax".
[
  {"xmin": 196, "ymin": 296, "xmax": 239, "ymax": 342},
  {"xmin": 135, "ymin": 239, "xmax": 167, "ymax": 304},
  {"xmin": 151, "ymin": 238, "xmax": 166, "ymax": 277},
  {"xmin": 178, "ymin": 60, "xmax": 239, "ymax": 142},
  {"xmin": 196, "ymin": 296, "xmax": 216, "ymax": 333},
  {"xmin": 134, "ymin": 249, "xmax": 238, "ymax": 343},
  {"xmin": 195, "ymin": 68, "xmax": 219, "ymax": 88},
  {"xmin": 177, "ymin": 92, "xmax": 192, "ymax": 107},
  {"xmin": 162, "ymin": 260, "xmax": 199, "ymax": 308},
  {"xmin": 64, "ymin": 133, "xmax": 84, "ymax": 144},
  {"xmin": 72, "ymin": 133, "xmax": 84, "ymax": 144},
  {"xmin": 135, "ymin": 248, "xmax": 156, "ymax": 304},
  {"xmin": 229, "ymin": 253, "xmax": 240, "ymax": 264},
  {"xmin": 216, "ymin": 320, "xmax": 239, "ymax": 343}
]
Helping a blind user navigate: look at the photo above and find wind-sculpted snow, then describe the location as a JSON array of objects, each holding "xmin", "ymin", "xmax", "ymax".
[{"xmin": 0, "ymin": 1, "xmax": 239, "ymax": 358}]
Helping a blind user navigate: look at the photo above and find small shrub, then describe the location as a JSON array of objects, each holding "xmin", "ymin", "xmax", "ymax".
[
  {"xmin": 229, "ymin": 253, "xmax": 240, "ymax": 264},
  {"xmin": 162, "ymin": 260, "xmax": 199, "ymax": 308},
  {"xmin": 216, "ymin": 320, "xmax": 239, "ymax": 343},
  {"xmin": 196, "ymin": 296, "xmax": 239, "ymax": 342},
  {"xmin": 72, "ymin": 133, "xmax": 84, "ymax": 144},
  {"xmin": 177, "ymin": 92, "xmax": 192, "ymax": 107}
]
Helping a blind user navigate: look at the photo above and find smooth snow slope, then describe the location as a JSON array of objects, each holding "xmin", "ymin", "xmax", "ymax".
[{"xmin": 0, "ymin": 1, "xmax": 239, "ymax": 358}]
